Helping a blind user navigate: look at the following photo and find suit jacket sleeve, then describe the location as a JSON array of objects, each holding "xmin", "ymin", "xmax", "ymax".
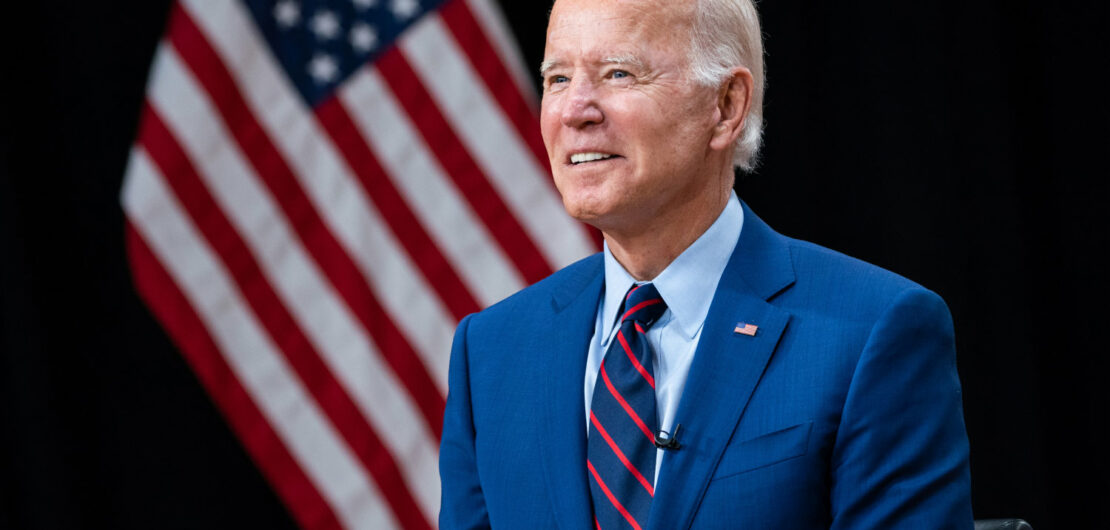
[
  {"xmin": 829, "ymin": 287, "xmax": 973, "ymax": 529},
  {"xmin": 439, "ymin": 313, "xmax": 492, "ymax": 529}
]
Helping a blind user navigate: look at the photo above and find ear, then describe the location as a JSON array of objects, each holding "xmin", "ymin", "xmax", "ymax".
[{"xmin": 708, "ymin": 66, "xmax": 754, "ymax": 153}]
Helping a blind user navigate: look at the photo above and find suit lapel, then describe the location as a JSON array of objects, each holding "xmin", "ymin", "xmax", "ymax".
[
  {"xmin": 538, "ymin": 256, "xmax": 605, "ymax": 530},
  {"xmin": 648, "ymin": 202, "xmax": 796, "ymax": 530}
]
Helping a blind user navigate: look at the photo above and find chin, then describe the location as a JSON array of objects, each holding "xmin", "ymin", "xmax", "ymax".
[
  {"xmin": 557, "ymin": 193, "xmax": 604, "ymax": 223},
  {"xmin": 556, "ymin": 177, "xmax": 633, "ymax": 226},
  {"xmin": 564, "ymin": 200, "xmax": 634, "ymax": 237},
  {"xmin": 560, "ymin": 199, "xmax": 601, "ymax": 225}
]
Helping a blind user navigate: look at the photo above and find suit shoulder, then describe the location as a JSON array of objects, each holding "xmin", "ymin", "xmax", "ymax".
[
  {"xmin": 779, "ymin": 236, "xmax": 944, "ymax": 318},
  {"xmin": 786, "ymin": 237, "xmax": 920, "ymax": 288}
]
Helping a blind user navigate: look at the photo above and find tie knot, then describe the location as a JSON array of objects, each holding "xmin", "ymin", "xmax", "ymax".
[{"xmin": 620, "ymin": 283, "xmax": 668, "ymax": 328}]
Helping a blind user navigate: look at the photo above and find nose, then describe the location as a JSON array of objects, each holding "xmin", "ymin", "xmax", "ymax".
[{"xmin": 560, "ymin": 78, "xmax": 604, "ymax": 129}]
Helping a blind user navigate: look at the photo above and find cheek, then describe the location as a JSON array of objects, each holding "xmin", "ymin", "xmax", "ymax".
[
  {"xmin": 539, "ymin": 102, "xmax": 560, "ymax": 147},
  {"xmin": 628, "ymin": 115, "xmax": 685, "ymax": 169},
  {"xmin": 657, "ymin": 112, "xmax": 712, "ymax": 160}
]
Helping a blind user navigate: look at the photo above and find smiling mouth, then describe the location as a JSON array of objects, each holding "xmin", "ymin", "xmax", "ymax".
[{"xmin": 570, "ymin": 152, "xmax": 618, "ymax": 165}]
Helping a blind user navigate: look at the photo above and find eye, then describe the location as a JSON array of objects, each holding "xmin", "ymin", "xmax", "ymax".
[
  {"xmin": 549, "ymin": 75, "xmax": 570, "ymax": 85},
  {"xmin": 611, "ymin": 70, "xmax": 629, "ymax": 79}
]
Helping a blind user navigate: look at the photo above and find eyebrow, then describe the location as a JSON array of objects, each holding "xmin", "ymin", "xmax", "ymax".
[
  {"xmin": 538, "ymin": 54, "xmax": 647, "ymax": 78},
  {"xmin": 539, "ymin": 60, "xmax": 560, "ymax": 78},
  {"xmin": 601, "ymin": 54, "xmax": 645, "ymax": 71}
]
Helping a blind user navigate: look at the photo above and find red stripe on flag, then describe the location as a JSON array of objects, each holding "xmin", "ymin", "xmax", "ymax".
[
  {"xmin": 437, "ymin": 0, "xmax": 605, "ymax": 251},
  {"xmin": 315, "ymin": 95, "xmax": 482, "ymax": 321},
  {"xmin": 126, "ymin": 224, "xmax": 343, "ymax": 530},
  {"xmin": 375, "ymin": 46, "xmax": 553, "ymax": 284},
  {"xmin": 166, "ymin": 6, "xmax": 445, "ymax": 440},
  {"xmin": 138, "ymin": 104, "xmax": 430, "ymax": 530},
  {"xmin": 437, "ymin": 0, "xmax": 549, "ymax": 171}
]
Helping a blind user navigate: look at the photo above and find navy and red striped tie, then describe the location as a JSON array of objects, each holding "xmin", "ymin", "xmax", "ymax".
[{"xmin": 588, "ymin": 283, "xmax": 667, "ymax": 530}]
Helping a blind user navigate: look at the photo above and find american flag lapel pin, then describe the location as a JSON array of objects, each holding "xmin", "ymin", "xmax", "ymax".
[{"xmin": 733, "ymin": 322, "xmax": 758, "ymax": 336}]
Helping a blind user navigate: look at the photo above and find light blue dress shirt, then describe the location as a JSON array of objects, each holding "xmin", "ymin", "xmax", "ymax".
[{"xmin": 584, "ymin": 191, "xmax": 743, "ymax": 483}]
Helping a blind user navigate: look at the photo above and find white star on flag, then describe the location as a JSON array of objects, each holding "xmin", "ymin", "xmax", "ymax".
[
  {"xmin": 350, "ymin": 23, "xmax": 379, "ymax": 53},
  {"xmin": 307, "ymin": 53, "xmax": 339, "ymax": 84},
  {"xmin": 273, "ymin": 0, "xmax": 300, "ymax": 29},
  {"xmin": 309, "ymin": 10, "xmax": 341, "ymax": 40},
  {"xmin": 390, "ymin": 0, "xmax": 420, "ymax": 20}
]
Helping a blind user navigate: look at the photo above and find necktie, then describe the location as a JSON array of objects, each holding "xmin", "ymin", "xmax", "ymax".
[{"xmin": 588, "ymin": 283, "xmax": 668, "ymax": 530}]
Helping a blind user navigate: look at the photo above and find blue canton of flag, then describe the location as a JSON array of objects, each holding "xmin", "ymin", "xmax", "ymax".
[{"xmin": 244, "ymin": 0, "xmax": 447, "ymax": 105}]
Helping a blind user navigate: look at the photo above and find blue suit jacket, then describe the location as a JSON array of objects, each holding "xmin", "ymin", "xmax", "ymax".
[{"xmin": 440, "ymin": 203, "xmax": 973, "ymax": 529}]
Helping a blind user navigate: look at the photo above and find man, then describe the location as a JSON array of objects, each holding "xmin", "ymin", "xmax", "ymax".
[{"xmin": 439, "ymin": 0, "xmax": 973, "ymax": 527}]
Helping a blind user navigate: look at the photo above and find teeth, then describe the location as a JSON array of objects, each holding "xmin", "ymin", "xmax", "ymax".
[{"xmin": 570, "ymin": 152, "xmax": 614, "ymax": 164}]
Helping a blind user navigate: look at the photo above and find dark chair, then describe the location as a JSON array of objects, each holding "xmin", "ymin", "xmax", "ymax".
[{"xmin": 974, "ymin": 519, "xmax": 1033, "ymax": 530}]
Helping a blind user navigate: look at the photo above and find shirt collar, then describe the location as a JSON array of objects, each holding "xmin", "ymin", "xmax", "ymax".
[{"xmin": 600, "ymin": 191, "xmax": 744, "ymax": 341}]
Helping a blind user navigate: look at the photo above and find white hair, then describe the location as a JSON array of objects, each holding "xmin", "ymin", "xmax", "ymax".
[{"xmin": 688, "ymin": 0, "xmax": 766, "ymax": 171}]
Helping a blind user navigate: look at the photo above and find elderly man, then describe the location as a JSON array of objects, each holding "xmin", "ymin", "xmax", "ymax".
[{"xmin": 439, "ymin": 0, "xmax": 973, "ymax": 528}]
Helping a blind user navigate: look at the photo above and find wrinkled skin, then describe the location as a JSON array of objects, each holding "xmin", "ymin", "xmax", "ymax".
[{"xmin": 540, "ymin": 0, "xmax": 751, "ymax": 278}]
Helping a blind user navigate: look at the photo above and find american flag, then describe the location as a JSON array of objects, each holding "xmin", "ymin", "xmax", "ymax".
[
  {"xmin": 120, "ymin": 0, "xmax": 596, "ymax": 527},
  {"xmin": 733, "ymin": 322, "xmax": 758, "ymax": 336}
]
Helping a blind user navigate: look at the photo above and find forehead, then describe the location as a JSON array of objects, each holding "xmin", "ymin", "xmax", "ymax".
[{"xmin": 544, "ymin": 0, "xmax": 694, "ymax": 64}]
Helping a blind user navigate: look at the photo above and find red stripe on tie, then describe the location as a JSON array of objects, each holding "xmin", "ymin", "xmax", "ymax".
[
  {"xmin": 616, "ymin": 330, "xmax": 655, "ymax": 389},
  {"xmin": 595, "ymin": 518, "xmax": 602, "ymax": 530},
  {"xmin": 599, "ymin": 363, "xmax": 655, "ymax": 442},
  {"xmin": 590, "ymin": 412, "xmax": 655, "ymax": 496},
  {"xmin": 634, "ymin": 322, "xmax": 646, "ymax": 334},
  {"xmin": 620, "ymin": 299, "xmax": 662, "ymax": 323},
  {"xmin": 588, "ymin": 460, "xmax": 643, "ymax": 530},
  {"xmin": 625, "ymin": 284, "xmax": 643, "ymax": 302}
]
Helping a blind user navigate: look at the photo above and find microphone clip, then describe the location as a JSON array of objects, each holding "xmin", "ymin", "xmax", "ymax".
[{"xmin": 654, "ymin": 424, "xmax": 682, "ymax": 451}]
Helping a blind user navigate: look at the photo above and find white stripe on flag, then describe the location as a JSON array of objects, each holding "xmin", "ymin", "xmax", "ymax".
[
  {"xmin": 402, "ymin": 14, "xmax": 596, "ymax": 270},
  {"xmin": 462, "ymin": 0, "xmax": 538, "ymax": 109},
  {"xmin": 146, "ymin": 46, "xmax": 440, "ymax": 522},
  {"xmin": 338, "ymin": 66, "xmax": 526, "ymax": 306},
  {"xmin": 180, "ymin": 0, "xmax": 455, "ymax": 393},
  {"xmin": 122, "ymin": 148, "xmax": 397, "ymax": 530}
]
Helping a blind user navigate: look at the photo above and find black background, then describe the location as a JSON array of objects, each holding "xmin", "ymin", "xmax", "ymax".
[{"xmin": 3, "ymin": 1, "xmax": 1107, "ymax": 528}]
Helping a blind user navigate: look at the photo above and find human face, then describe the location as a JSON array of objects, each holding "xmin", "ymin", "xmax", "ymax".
[{"xmin": 540, "ymin": 0, "xmax": 725, "ymax": 237}]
